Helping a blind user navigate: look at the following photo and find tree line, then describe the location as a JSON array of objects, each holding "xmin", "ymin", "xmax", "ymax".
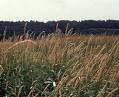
[{"xmin": 0, "ymin": 20, "xmax": 119, "ymax": 38}]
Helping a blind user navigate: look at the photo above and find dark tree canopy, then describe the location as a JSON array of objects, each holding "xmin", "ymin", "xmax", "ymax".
[{"xmin": 0, "ymin": 20, "xmax": 119, "ymax": 38}]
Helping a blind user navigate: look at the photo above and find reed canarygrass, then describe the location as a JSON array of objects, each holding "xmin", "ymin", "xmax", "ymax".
[{"xmin": 0, "ymin": 33, "xmax": 119, "ymax": 97}]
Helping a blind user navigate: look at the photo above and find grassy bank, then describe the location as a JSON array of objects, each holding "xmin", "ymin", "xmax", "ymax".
[{"xmin": 0, "ymin": 34, "xmax": 119, "ymax": 97}]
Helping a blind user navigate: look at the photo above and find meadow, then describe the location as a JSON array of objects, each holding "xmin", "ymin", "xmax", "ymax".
[{"xmin": 0, "ymin": 33, "xmax": 119, "ymax": 97}]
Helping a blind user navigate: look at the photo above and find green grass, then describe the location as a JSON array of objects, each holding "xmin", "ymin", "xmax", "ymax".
[{"xmin": 0, "ymin": 34, "xmax": 119, "ymax": 97}]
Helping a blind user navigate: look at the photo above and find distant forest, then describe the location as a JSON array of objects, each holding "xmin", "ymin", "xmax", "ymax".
[{"xmin": 0, "ymin": 20, "xmax": 119, "ymax": 38}]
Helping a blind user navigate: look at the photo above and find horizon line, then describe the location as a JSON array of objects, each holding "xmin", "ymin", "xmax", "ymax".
[{"xmin": 0, "ymin": 19, "xmax": 119, "ymax": 22}]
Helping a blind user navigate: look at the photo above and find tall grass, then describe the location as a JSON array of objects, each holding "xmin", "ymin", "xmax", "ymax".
[{"xmin": 0, "ymin": 33, "xmax": 119, "ymax": 97}]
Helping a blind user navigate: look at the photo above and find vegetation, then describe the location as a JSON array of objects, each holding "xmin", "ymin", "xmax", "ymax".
[
  {"xmin": 0, "ymin": 32, "xmax": 119, "ymax": 97},
  {"xmin": 1, "ymin": 20, "xmax": 119, "ymax": 39}
]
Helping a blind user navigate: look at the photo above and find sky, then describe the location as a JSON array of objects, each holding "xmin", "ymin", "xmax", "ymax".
[{"xmin": 0, "ymin": 0, "xmax": 119, "ymax": 21}]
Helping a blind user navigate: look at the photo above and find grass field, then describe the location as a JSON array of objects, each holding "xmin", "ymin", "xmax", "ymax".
[{"xmin": 0, "ymin": 33, "xmax": 119, "ymax": 97}]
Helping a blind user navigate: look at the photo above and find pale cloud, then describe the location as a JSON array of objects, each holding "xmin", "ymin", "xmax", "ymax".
[{"xmin": 0, "ymin": 0, "xmax": 118, "ymax": 21}]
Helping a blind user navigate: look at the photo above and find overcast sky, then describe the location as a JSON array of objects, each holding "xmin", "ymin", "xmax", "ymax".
[{"xmin": 0, "ymin": 0, "xmax": 119, "ymax": 21}]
